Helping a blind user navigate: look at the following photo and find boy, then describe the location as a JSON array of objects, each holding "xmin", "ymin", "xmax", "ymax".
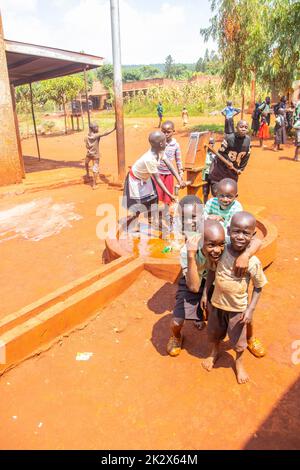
[
  {"xmin": 84, "ymin": 122, "xmax": 115, "ymax": 189},
  {"xmin": 209, "ymin": 120, "xmax": 251, "ymax": 195},
  {"xmin": 157, "ymin": 121, "xmax": 185, "ymax": 234},
  {"xmin": 258, "ymin": 97, "xmax": 271, "ymax": 125},
  {"xmin": 123, "ymin": 131, "xmax": 184, "ymax": 232},
  {"xmin": 221, "ymin": 100, "xmax": 241, "ymax": 135},
  {"xmin": 201, "ymin": 212, "xmax": 267, "ymax": 384},
  {"xmin": 204, "ymin": 178, "xmax": 242, "ymax": 231},
  {"xmin": 293, "ymin": 118, "xmax": 300, "ymax": 162},
  {"xmin": 157, "ymin": 102, "xmax": 163, "ymax": 128},
  {"xmin": 167, "ymin": 204, "xmax": 262, "ymax": 356},
  {"xmin": 273, "ymin": 108, "xmax": 287, "ymax": 151},
  {"xmin": 204, "ymin": 179, "xmax": 266, "ymax": 357},
  {"xmin": 202, "ymin": 136, "xmax": 216, "ymax": 203}
]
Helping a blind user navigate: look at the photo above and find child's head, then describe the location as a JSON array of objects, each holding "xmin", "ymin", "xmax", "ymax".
[
  {"xmin": 89, "ymin": 122, "xmax": 99, "ymax": 133},
  {"xmin": 161, "ymin": 120, "xmax": 175, "ymax": 143},
  {"xmin": 229, "ymin": 211, "xmax": 256, "ymax": 252},
  {"xmin": 178, "ymin": 195, "xmax": 203, "ymax": 233},
  {"xmin": 278, "ymin": 108, "xmax": 285, "ymax": 116},
  {"xmin": 227, "ymin": 100, "xmax": 233, "ymax": 107},
  {"xmin": 265, "ymin": 96, "xmax": 271, "ymax": 104},
  {"xmin": 236, "ymin": 120, "xmax": 249, "ymax": 137},
  {"xmin": 148, "ymin": 130, "xmax": 166, "ymax": 152},
  {"xmin": 280, "ymin": 95, "xmax": 287, "ymax": 103},
  {"xmin": 202, "ymin": 220, "xmax": 225, "ymax": 263},
  {"xmin": 216, "ymin": 178, "xmax": 238, "ymax": 209}
]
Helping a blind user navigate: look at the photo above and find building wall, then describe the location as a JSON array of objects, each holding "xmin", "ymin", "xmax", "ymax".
[{"xmin": 0, "ymin": 13, "xmax": 23, "ymax": 186}]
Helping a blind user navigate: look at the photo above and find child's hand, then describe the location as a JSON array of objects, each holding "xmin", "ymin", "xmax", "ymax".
[
  {"xmin": 240, "ymin": 308, "xmax": 253, "ymax": 324},
  {"xmin": 200, "ymin": 293, "xmax": 208, "ymax": 313},
  {"xmin": 179, "ymin": 179, "xmax": 186, "ymax": 188},
  {"xmin": 185, "ymin": 233, "xmax": 202, "ymax": 254},
  {"xmin": 226, "ymin": 161, "xmax": 234, "ymax": 170},
  {"xmin": 234, "ymin": 252, "xmax": 249, "ymax": 277},
  {"xmin": 208, "ymin": 215, "xmax": 223, "ymax": 222}
]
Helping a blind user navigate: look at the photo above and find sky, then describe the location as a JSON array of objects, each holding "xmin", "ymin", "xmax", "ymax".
[{"xmin": 0, "ymin": 0, "xmax": 217, "ymax": 64}]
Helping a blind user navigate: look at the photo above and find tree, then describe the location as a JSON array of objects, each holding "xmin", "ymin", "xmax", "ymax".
[
  {"xmin": 96, "ymin": 64, "xmax": 114, "ymax": 89},
  {"xmin": 122, "ymin": 69, "xmax": 142, "ymax": 82},
  {"xmin": 164, "ymin": 55, "xmax": 175, "ymax": 78},
  {"xmin": 201, "ymin": 0, "xmax": 268, "ymax": 115},
  {"xmin": 40, "ymin": 76, "xmax": 84, "ymax": 134},
  {"xmin": 139, "ymin": 65, "xmax": 161, "ymax": 79}
]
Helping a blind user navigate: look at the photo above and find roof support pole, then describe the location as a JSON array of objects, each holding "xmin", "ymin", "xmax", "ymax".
[
  {"xmin": 110, "ymin": 0, "xmax": 126, "ymax": 181},
  {"xmin": 84, "ymin": 67, "xmax": 91, "ymax": 128},
  {"xmin": 29, "ymin": 82, "xmax": 41, "ymax": 161}
]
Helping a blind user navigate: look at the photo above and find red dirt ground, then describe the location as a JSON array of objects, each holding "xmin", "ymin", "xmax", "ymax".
[{"xmin": 0, "ymin": 116, "xmax": 299, "ymax": 449}]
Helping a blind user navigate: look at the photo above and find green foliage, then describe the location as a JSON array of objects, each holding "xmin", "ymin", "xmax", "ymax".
[
  {"xmin": 164, "ymin": 55, "xmax": 175, "ymax": 78},
  {"xmin": 40, "ymin": 76, "xmax": 84, "ymax": 106},
  {"xmin": 195, "ymin": 49, "xmax": 222, "ymax": 75},
  {"xmin": 122, "ymin": 69, "xmax": 142, "ymax": 82},
  {"xmin": 96, "ymin": 64, "xmax": 114, "ymax": 89}
]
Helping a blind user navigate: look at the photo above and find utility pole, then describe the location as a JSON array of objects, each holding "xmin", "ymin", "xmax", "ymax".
[{"xmin": 110, "ymin": 0, "xmax": 126, "ymax": 181}]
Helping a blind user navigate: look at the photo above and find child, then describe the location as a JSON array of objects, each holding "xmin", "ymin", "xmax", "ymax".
[
  {"xmin": 251, "ymin": 103, "xmax": 261, "ymax": 137},
  {"xmin": 258, "ymin": 113, "xmax": 270, "ymax": 148},
  {"xmin": 182, "ymin": 107, "xmax": 189, "ymax": 126},
  {"xmin": 204, "ymin": 178, "xmax": 243, "ymax": 232},
  {"xmin": 209, "ymin": 120, "xmax": 251, "ymax": 195},
  {"xmin": 167, "ymin": 204, "xmax": 263, "ymax": 357},
  {"xmin": 122, "ymin": 131, "xmax": 182, "ymax": 232},
  {"xmin": 273, "ymin": 108, "xmax": 287, "ymax": 151},
  {"xmin": 157, "ymin": 102, "xmax": 163, "ymax": 128},
  {"xmin": 84, "ymin": 122, "xmax": 115, "ymax": 189},
  {"xmin": 258, "ymin": 97, "xmax": 271, "ymax": 125},
  {"xmin": 156, "ymin": 121, "xmax": 185, "ymax": 234},
  {"xmin": 293, "ymin": 118, "xmax": 300, "ymax": 162},
  {"xmin": 202, "ymin": 137, "xmax": 216, "ymax": 204},
  {"xmin": 201, "ymin": 211, "xmax": 267, "ymax": 384},
  {"xmin": 167, "ymin": 218, "xmax": 225, "ymax": 356},
  {"xmin": 221, "ymin": 100, "xmax": 241, "ymax": 135},
  {"xmin": 205, "ymin": 180, "xmax": 266, "ymax": 357}
]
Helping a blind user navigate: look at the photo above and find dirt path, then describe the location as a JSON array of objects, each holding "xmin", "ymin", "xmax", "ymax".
[{"xmin": 0, "ymin": 117, "xmax": 299, "ymax": 449}]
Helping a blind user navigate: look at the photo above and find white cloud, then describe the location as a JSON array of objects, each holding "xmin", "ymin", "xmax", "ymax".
[{"xmin": 0, "ymin": 0, "xmax": 216, "ymax": 64}]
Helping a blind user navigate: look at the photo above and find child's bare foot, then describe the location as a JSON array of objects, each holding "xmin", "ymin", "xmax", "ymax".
[
  {"xmin": 202, "ymin": 352, "xmax": 219, "ymax": 371},
  {"xmin": 236, "ymin": 361, "xmax": 249, "ymax": 384}
]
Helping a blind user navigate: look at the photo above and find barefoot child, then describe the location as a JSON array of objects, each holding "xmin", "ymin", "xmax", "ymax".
[
  {"xmin": 84, "ymin": 122, "xmax": 115, "ymax": 189},
  {"xmin": 123, "ymin": 131, "xmax": 183, "ymax": 232},
  {"xmin": 201, "ymin": 212, "xmax": 267, "ymax": 384},
  {"xmin": 182, "ymin": 107, "xmax": 189, "ymax": 126},
  {"xmin": 258, "ymin": 113, "xmax": 270, "ymax": 149},
  {"xmin": 204, "ymin": 179, "xmax": 266, "ymax": 357},
  {"xmin": 156, "ymin": 121, "xmax": 185, "ymax": 234},
  {"xmin": 273, "ymin": 109, "xmax": 287, "ymax": 151},
  {"xmin": 221, "ymin": 100, "xmax": 241, "ymax": 135}
]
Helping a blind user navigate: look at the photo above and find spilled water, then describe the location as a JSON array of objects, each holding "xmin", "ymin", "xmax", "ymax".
[{"xmin": 0, "ymin": 197, "xmax": 82, "ymax": 243}]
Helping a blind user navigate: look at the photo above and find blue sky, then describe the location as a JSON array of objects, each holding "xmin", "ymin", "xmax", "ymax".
[{"xmin": 0, "ymin": 0, "xmax": 217, "ymax": 64}]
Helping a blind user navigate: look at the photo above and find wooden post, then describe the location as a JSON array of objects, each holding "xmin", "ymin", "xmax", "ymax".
[
  {"xmin": 29, "ymin": 82, "xmax": 41, "ymax": 161},
  {"xmin": 0, "ymin": 10, "xmax": 23, "ymax": 185},
  {"xmin": 10, "ymin": 84, "xmax": 25, "ymax": 177}
]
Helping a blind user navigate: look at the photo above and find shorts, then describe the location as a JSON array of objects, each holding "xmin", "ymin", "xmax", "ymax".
[
  {"xmin": 85, "ymin": 156, "xmax": 99, "ymax": 173},
  {"xmin": 173, "ymin": 275, "xmax": 206, "ymax": 323},
  {"xmin": 206, "ymin": 306, "xmax": 247, "ymax": 352}
]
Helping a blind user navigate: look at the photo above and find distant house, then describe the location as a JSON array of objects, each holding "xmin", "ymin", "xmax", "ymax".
[{"xmin": 88, "ymin": 75, "xmax": 221, "ymax": 110}]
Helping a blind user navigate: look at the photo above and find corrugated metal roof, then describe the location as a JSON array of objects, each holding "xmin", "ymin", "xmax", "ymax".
[{"xmin": 5, "ymin": 39, "xmax": 104, "ymax": 86}]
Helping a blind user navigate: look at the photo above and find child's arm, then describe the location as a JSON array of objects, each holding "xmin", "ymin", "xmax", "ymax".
[
  {"xmin": 240, "ymin": 287, "xmax": 262, "ymax": 324},
  {"xmin": 185, "ymin": 234, "xmax": 202, "ymax": 293},
  {"xmin": 200, "ymin": 269, "xmax": 215, "ymax": 313},
  {"xmin": 234, "ymin": 237, "xmax": 262, "ymax": 277},
  {"xmin": 174, "ymin": 145, "xmax": 184, "ymax": 177},
  {"xmin": 233, "ymin": 108, "xmax": 241, "ymax": 116},
  {"xmin": 161, "ymin": 156, "xmax": 186, "ymax": 187},
  {"xmin": 152, "ymin": 173, "xmax": 177, "ymax": 201},
  {"xmin": 99, "ymin": 124, "xmax": 116, "ymax": 138}
]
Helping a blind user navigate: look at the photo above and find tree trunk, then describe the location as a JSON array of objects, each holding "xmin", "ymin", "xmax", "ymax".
[
  {"xmin": 241, "ymin": 90, "xmax": 245, "ymax": 120},
  {"xmin": 63, "ymin": 98, "xmax": 67, "ymax": 134}
]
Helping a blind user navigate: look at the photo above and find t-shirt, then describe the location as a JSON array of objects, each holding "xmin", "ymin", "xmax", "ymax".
[
  {"xmin": 131, "ymin": 149, "xmax": 160, "ymax": 180},
  {"xmin": 157, "ymin": 104, "xmax": 163, "ymax": 116},
  {"xmin": 211, "ymin": 247, "xmax": 267, "ymax": 312},
  {"xmin": 202, "ymin": 150, "xmax": 215, "ymax": 179},
  {"xmin": 210, "ymin": 133, "xmax": 251, "ymax": 182},
  {"xmin": 222, "ymin": 106, "xmax": 240, "ymax": 119},
  {"xmin": 158, "ymin": 138, "xmax": 183, "ymax": 175},
  {"xmin": 85, "ymin": 133, "xmax": 101, "ymax": 158},
  {"xmin": 204, "ymin": 198, "xmax": 243, "ymax": 229},
  {"xmin": 180, "ymin": 244, "xmax": 211, "ymax": 278}
]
